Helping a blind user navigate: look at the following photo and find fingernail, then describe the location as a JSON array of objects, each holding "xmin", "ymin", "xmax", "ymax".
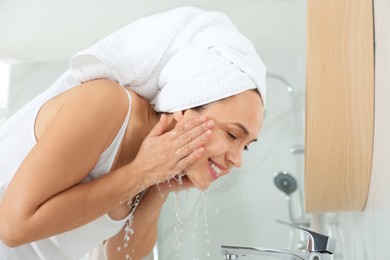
[{"xmin": 206, "ymin": 120, "xmax": 214, "ymax": 127}]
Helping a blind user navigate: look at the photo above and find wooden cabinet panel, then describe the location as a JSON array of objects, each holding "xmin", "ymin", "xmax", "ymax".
[{"xmin": 305, "ymin": 0, "xmax": 374, "ymax": 212}]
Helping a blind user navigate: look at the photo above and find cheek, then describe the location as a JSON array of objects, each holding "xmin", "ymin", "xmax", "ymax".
[
  {"xmin": 185, "ymin": 139, "xmax": 221, "ymax": 171},
  {"xmin": 204, "ymin": 129, "xmax": 229, "ymax": 154},
  {"xmin": 204, "ymin": 143, "xmax": 222, "ymax": 157},
  {"xmin": 187, "ymin": 129, "xmax": 229, "ymax": 170}
]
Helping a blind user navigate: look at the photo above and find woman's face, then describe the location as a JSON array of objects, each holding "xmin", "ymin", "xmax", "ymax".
[{"xmin": 174, "ymin": 90, "xmax": 264, "ymax": 191}]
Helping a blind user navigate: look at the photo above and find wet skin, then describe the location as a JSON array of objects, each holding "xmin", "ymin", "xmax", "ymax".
[{"xmin": 173, "ymin": 90, "xmax": 264, "ymax": 191}]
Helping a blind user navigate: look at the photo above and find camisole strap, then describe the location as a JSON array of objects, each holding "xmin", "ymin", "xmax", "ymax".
[{"xmin": 88, "ymin": 87, "xmax": 132, "ymax": 178}]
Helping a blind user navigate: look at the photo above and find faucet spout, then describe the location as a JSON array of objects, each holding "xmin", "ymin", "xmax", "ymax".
[
  {"xmin": 221, "ymin": 219, "xmax": 336, "ymax": 260},
  {"xmin": 275, "ymin": 219, "xmax": 336, "ymax": 254}
]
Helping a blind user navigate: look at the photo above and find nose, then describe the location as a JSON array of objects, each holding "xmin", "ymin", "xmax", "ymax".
[{"xmin": 227, "ymin": 148, "xmax": 243, "ymax": 168}]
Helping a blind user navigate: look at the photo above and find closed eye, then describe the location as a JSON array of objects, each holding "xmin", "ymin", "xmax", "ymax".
[
  {"xmin": 227, "ymin": 131, "xmax": 250, "ymax": 151},
  {"xmin": 227, "ymin": 132, "xmax": 237, "ymax": 140},
  {"xmin": 226, "ymin": 131, "xmax": 238, "ymax": 141}
]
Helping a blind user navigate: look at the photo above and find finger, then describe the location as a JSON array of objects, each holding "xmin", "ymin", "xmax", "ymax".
[
  {"xmin": 172, "ymin": 119, "xmax": 214, "ymax": 148},
  {"xmin": 174, "ymin": 128, "xmax": 212, "ymax": 160},
  {"xmin": 169, "ymin": 115, "xmax": 209, "ymax": 140},
  {"xmin": 148, "ymin": 114, "xmax": 168, "ymax": 137},
  {"xmin": 175, "ymin": 147, "xmax": 205, "ymax": 172}
]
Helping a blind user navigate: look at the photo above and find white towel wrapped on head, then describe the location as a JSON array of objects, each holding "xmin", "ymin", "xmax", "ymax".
[
  {"xmin": 156, "ymin": 45, "xmax": 257, "ymax": 111},
  {"xmin": 70, "ymin": 6, "xmax": 267, "ymax": 112}
]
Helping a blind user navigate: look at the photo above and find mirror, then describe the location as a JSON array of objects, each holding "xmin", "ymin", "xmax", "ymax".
[{"xmin": 0, "ymin": 1, "xmax": 307, "ymax": 259}]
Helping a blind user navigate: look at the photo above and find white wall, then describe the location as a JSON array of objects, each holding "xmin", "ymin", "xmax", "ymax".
[
  {"xmin": 6, "ymin": 61, "xmax": 68, "ymax": 116},
  {"xmin": 311, "ymin": 1, "xmax": 390, "ymax": 259}
]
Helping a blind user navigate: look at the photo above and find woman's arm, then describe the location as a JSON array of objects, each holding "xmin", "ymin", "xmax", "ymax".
[
  {"xmin": 104, "ymin": 178, "xmax": 194, "ymax": 260},
  {"xmin": 0, "ymin": 79, "xmax": 212, "ymax": 247}
]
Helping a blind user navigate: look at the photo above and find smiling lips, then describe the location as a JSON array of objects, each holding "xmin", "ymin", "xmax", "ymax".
[{"xmin": 208, "ymin": 159, "xmax": 228, "ymax": 179}]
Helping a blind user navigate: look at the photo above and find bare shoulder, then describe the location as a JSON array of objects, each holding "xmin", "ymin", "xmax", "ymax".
[
  {"xmin": 37, "ymin": 79, "xmax": 129, "ymax": 144},
  {"xmin": 68, "ymin": 79, "xmax": 129, "ymax": 111},
  {"xmin": 61, "ymin": 79, "xmax": 130, "ymax": 147},
  {"xmin": 35, "ymin": 79, "xmax": 130, "ymax": 156}
]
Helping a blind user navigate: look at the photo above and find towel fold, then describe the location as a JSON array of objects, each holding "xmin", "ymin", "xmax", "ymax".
[{"xmin": 0, "ymin": 6, "xmax": 266, "ymax": 140}]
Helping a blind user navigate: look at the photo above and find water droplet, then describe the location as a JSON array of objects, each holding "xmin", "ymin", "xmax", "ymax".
[
  {"xmin": 173, "ymin": 192, "xmax": 183, "ymax": 251},
  {"xmin": 155, "ymin": 183, "xmax": 165, "ymax": 198}
]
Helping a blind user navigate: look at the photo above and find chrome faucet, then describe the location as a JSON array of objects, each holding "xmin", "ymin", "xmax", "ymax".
[{"xmin": 221, "ymin": 219, "xmax": 336, "ymax": 260}]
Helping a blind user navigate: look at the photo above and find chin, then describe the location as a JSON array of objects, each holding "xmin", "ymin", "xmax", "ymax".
[{"xmin": 185, "ymin": 169, "xmax": 212, "ymax": 192}]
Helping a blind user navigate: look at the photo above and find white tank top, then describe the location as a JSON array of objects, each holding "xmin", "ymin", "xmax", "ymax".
[{"xmin": 0, "ymin": 86, "xmax": 132, "ymax": 260}]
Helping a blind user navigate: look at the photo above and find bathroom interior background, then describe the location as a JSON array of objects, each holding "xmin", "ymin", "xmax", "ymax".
[
  {"xmin": 0, "ymin": 0, "xmax": 311, "ymax": 258},
  {"xmin": 1, "ymin": 0, "xmax": 389, "ymax": 260}
]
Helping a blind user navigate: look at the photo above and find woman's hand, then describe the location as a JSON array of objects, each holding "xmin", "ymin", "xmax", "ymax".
[{"xmin": 131, "ymin": 114, "xmax": 213, "ymax": 187}]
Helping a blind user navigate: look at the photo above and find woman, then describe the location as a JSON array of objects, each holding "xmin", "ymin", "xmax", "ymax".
[{"xmin": 0, "ymin": 6, "xmax": 266, "ymax": 260}]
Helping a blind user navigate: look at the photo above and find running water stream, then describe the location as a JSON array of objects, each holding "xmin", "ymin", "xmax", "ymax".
[
  {"xmin": 118, "ymin": 175, "xmax": 217, "ymax": 260},
  {"xmin": 172, "ymin": 190, "xmax": 213, "ymax": 259}
]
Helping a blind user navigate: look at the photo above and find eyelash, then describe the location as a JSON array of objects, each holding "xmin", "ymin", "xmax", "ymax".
[{"xmin": 226, "ymin": 132, "xmax": 249, "ymax": 151}]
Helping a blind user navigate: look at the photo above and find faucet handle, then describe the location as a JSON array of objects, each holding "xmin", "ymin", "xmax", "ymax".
[{"xmin": 275, "ymin": 219, "xmax": 336, "ymax": 254}]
